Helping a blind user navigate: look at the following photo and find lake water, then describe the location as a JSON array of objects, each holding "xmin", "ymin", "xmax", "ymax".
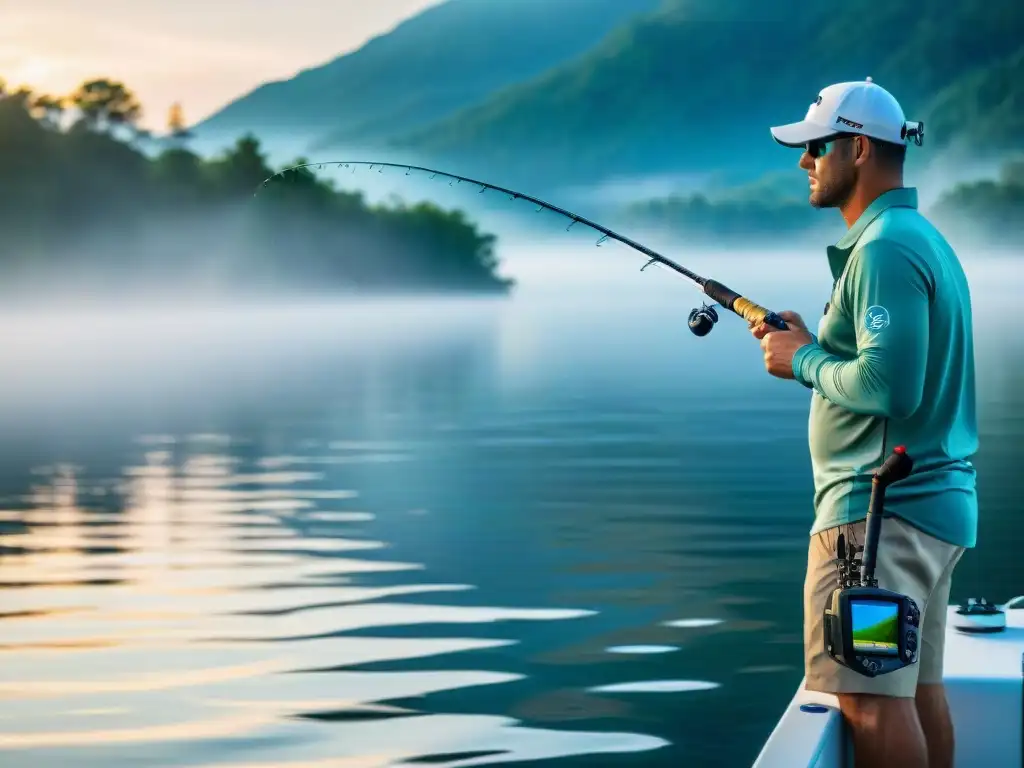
[{"xmin": 1, "ymin": 249, "xmax": 1021, "ymax": 767}]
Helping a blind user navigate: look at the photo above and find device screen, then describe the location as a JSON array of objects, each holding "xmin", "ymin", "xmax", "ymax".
[{"xmin": 849, "ymin": 598, "xmax": 899, "ymax": 655}]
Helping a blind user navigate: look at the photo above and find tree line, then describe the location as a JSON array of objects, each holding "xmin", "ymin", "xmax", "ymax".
[
  {"xmin": 625, "ymin": 156, "xmax": 1024, "ymax": 247},
  {"xmin": 0, "ymin": 77, "xmax": 513, "ymax": 300}
]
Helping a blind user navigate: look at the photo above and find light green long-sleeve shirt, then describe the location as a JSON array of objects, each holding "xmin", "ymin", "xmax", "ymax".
[{"xmin": 791, "ymin": 187, "xmax": 979, "ymax": 548}]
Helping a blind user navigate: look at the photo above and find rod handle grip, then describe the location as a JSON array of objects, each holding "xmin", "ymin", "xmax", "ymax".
[{"xmin": 703, "ymin": 280, "xmax": 788, "ymax": 329}]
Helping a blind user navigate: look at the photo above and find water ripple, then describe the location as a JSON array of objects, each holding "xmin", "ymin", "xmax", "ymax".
[{"xmin": 0, "ymin": 444, "xmax": 670, "ymax": 768}]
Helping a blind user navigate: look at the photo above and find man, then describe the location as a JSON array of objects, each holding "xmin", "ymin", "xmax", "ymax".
[{"xmin": 752, "ymin": 78, "xmax": 979, "ymax": 768}]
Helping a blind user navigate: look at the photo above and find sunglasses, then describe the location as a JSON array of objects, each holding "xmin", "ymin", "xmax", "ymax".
[{"xmin": 805, "ymin": 133, "xmax": 859, "ymax": 159}]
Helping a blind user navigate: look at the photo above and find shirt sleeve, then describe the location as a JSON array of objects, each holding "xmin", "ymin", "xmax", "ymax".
[{"xmin": 790, "ymin": 238, "xmax": 932, "ymax": 418}]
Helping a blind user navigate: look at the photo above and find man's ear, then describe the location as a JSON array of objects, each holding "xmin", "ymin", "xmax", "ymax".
[{"xmin": 853, "ymin": 135, "xmax": 870, "ymax": 166}]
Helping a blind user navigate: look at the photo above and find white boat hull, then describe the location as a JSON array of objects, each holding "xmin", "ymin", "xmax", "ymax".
[{"xmin": 753, "ymin": 603, "xmax": 1024, "ymax": 767}]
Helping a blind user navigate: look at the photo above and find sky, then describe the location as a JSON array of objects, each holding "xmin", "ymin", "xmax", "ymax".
[{"xmin": 1, "ymin": 0, "xmax": 444, "ymax": 130}]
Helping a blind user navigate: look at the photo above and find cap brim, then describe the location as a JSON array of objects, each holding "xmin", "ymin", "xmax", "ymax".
[{"xmin": 769, "ymin": 120, "xmax": 834, "ymax": 147}]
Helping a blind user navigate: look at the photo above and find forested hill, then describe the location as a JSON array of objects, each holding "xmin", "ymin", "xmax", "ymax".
[
  {"xmin": 193, "ymin": 0, "xmax": 660, "ymax": 150},
  {"xmin": 0, "ymin": 79, "xmax": 511, "ymax": 302},
  {"xmin": 621, "ymin": 154, "xmax": 1024, "ymax": 247},
  {"xmin": 397, "ymin": 0, "xmax": 1024, "ymax": 187}
]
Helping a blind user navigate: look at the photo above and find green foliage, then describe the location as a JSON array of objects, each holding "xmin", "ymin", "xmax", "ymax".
[
  {"xmin": 0, "ymin": 80, "xmax": 511, "ymax": 298},
  {"xmin": 851, "ymin": 614, "xmax": 899, "ymax": 644},
  {"xmin": 624, "ymin": 180, "xmax": 829, "ymax": 243},
  {"xmin": 930, "ymin": 155, "xmax": 1024, "ymax": 245},
  {"xmin": 195, "ymin": 0, "xmax": 660, "ymax": 147},
  {"xmin": 69, "ymin": 78, "xmax": 142, "ymax": 133},
  {"xmin": 397, "ymin": 0, "xmax": 1024, "ymax": 184},
  {"xmin": 631, "ymin": 155, "xmax": 1024, "ymax": 245},
  {"xmin": 1000, "ymin": 157, "xmax": 1024, "ymax": 186},
  {"xmin": 923, "ymin": 48, "xmax": 1024, "ymax": 152}
]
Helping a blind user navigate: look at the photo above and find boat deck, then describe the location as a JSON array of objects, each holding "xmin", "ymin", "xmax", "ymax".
[
  {"xmin": 942, "ymin": 603, "xmax": 1023, "ymax": 766},
  {"xmin": 754, "ymin": 601, "xmax": 1024, "ymax": 767}
]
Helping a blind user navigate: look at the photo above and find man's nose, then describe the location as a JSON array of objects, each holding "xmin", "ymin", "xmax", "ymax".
[{"xmin": 798, "ymin": 152, "xmax": 814, "ymax": 170}]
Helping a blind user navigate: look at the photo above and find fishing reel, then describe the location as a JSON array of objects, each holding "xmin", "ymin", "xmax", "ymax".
[{"xmin": 688, "ymin": 303, "xmax": 720, "ymax": 337}]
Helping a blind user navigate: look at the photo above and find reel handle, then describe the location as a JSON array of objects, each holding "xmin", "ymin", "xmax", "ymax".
[{"xmin": 703, "ymin": 280, "xmax": 787, "ymax": 330}]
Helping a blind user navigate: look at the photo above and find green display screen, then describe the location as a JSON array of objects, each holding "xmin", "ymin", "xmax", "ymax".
[{"xmin": 850, "ymin": 598, "xmax": 899, "ymax": 655}]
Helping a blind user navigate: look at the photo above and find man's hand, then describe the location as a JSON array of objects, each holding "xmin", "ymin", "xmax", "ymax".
[
  {"xmin": 749, "ymin": 311, "xmax": 814, "ymax": 380},
  {"xmin": 750, "ymin": 311, "xmax": 807, "ymax": 339}
]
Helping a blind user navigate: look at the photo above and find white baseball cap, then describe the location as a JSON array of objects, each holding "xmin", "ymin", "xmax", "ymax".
[{"xmin": 770, "ymin": 77, "xmax": 912, "ymax": 147}]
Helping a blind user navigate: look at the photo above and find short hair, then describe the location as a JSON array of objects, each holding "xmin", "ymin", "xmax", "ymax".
[{"xmin": 868, "ymin": 138, "xmax": 906, "ymax": 170}]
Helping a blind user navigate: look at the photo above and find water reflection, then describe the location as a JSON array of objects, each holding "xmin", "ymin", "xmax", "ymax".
[
  {"xmin": 0, "ymin": 415, "xmax": 674, "ymax": 766},
  {"xmin": 0, "ymin": 266, "xmax": 1022, "ymax": 767}
]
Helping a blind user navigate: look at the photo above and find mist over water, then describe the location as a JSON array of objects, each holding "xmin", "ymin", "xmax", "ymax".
[
  {"xmin": 0, "ymin": 244, "xmax": 1022, "ymax": 767},
  {"xmin": 10, "ymin": 146, "xmax": 1012, "ymax": 312}
]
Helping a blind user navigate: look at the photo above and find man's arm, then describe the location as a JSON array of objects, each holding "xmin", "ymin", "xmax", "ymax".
[{"xmin": 790, "ymin": 239, "xmax": 932, "ymax": 418}]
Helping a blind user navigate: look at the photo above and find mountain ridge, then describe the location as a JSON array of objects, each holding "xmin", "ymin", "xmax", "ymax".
[
  {"xmin": 392, "ymin": 0, "xmax": 1024, "ymax": 186},
  {"xmin": 193, "ymin": 0, "xmax": 660, "ymax": 149}
]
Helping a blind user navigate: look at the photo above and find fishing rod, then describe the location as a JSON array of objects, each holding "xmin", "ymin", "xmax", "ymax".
[{"xmin": 255, "ymin": 161, "xmax": 788, "ymax": 337}]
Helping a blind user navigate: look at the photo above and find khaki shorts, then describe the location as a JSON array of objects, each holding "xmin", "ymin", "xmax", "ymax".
[{"xmin": 804, "ymin": 516, "xmax": 965, "ymax": 697}]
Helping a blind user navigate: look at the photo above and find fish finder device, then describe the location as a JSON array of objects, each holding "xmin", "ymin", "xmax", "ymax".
[{"xmin": 823, "ymin": 446, "xmax": 921, "ymax": 677}]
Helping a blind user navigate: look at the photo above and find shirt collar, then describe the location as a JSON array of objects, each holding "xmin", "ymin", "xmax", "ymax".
[{"xmin": 826, "ymin": 186, "xmax": 918, "ymax": 280}]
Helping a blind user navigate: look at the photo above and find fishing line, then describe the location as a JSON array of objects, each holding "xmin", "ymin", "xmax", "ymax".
[{"xmin": 255, "ymin": 160, "xmax": 790, "ymax": 337}]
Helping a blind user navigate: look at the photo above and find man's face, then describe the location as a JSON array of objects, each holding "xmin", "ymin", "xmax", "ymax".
[{"xmin": 798, "ymin": 136, "xmax": 859, "ymax": 208}]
